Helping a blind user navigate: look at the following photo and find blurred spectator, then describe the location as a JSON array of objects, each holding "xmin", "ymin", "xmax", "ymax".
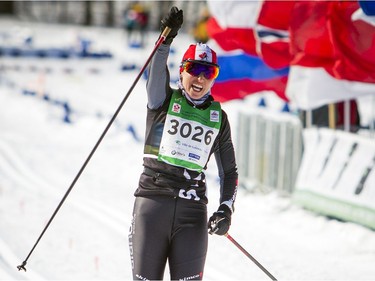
[
  {"xmin": 123, "ymin": 2, "xmax": 149, "ymax": 48},
  {"xmin": 191, "ymin": 8, "xmax": 210, "ymax": 43}
]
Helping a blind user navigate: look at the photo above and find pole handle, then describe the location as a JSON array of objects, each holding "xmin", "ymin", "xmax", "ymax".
[{"xmin": 161, "ymin": 26, "xmax": 172, "ymax": 39}]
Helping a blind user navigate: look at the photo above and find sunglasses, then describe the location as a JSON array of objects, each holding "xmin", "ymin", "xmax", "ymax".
[{"xmin": 181, "ymin": 61, "xmax": 220, "ymax": 80}]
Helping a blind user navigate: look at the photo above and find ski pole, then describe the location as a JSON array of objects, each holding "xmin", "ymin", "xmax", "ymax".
[
  {"xmin": 225, "ymin": 233, "xmax": 277, "ymax": 281},
  {"xmin": 17, "ymin": 26, "xmax": 172, "ymax": 272}
]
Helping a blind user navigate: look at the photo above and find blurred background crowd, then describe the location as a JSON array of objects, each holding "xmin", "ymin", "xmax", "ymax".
[{"xmin": 0, "ymin": 1, "xmax": 209, "ymax": 42}]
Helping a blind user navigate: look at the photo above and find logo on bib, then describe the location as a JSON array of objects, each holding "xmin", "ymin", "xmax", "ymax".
[
  {"xmin": 210, "ymin": 110, "xmax": 220, "ymax": 122},
  {"xmin": 172, "ymin": 103, "xmax": 181, "ymax": 113},
  {"xmin": 189, "ymin": 153, "xmax": 200, "ymax": 160}
]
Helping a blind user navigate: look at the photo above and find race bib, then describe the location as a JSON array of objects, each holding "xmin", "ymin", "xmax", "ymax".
[{"xmin": 158, "ymin": 91, "xmax": 221, "ymax": 172}]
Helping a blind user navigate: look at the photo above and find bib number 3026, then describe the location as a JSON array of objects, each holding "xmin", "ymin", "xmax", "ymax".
[{"xmin": 167, "ymin": 119, "xmax": 214, "ymax": 145}]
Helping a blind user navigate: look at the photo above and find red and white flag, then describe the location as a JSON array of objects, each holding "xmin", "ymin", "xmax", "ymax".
[{"xmin": 286, "ymin": 1, "xmax": 375, "ymax": 109}]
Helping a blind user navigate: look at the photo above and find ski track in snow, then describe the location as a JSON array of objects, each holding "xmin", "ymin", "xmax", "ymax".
[
  {"xmin": 0, "ymin": 138, "xmax": 132, "ymax": 279},
  {"xmin": 0, "ymin": 139, "xmax": 129, "ymax": 234}
]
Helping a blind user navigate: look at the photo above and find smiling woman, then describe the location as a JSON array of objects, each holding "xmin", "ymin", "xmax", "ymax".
[
  {"xmin": 179, "ymin": 43, "xmax": 219, "ymax": 100},
  {"xmin": 129, "ymin": 6, "xmax": 238, "ymax": 281}
]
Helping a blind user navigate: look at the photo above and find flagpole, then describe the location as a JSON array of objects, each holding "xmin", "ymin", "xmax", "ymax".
[
  {"xmin": 328, "ymin": 103, "xmax": 336, "ymax": 130},
  {"xmin": 344, "ymin": 100, "xmax": 350, "ymax": 132},
  {"xmin": 371, "ymin": 96, "xmax": 375, "ymax": 138}
]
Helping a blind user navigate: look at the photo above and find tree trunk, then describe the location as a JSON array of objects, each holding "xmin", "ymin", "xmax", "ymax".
[
  {"xmin": 106, "ymin": 0, "xmax": 115, "ymax": 27},
  {"xmin": 0, "ymin": 1, "xmax": 14, "ymax": 14},
  {"xmin": 84, "ymin": 1, "xmax": 92, "ymax": 26}
]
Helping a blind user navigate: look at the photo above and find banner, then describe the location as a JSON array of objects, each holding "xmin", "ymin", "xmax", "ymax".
[{"xmin": 294, "ymin": 128, "xmax": 375, "ymax": 230}]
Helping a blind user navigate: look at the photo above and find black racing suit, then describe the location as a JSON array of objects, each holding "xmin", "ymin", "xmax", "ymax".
[{"xmin": 129, "ymin": 44, "xmax": 238, "ymax": 280}]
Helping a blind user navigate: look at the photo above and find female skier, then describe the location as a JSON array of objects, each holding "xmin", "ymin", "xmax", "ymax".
[{"xmin": 128, "ymin": 7, "xmax": 238, "ymax": 280}]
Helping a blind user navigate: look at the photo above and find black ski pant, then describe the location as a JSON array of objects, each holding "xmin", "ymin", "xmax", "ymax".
[{"xmin": 129, "ymin": 196, "xmax": 208, "ymax": 280}]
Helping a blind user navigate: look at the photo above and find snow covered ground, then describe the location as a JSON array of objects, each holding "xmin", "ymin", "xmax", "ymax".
[{"xmin": 1, "ymin": 18, "xmax": 375, "ymax": 280}]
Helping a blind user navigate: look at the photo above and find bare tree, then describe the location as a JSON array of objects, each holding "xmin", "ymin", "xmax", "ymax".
[
  {"xmin": 0, "ymin": 1, "xmax": 15, "ymax": 14},
  {"xmin": 58, "ymin": 1, "xmax": 69, "ymax": 24},
  {"xmin": 84, "ymin": 1, "xmax": 92, "ymax": 26},
  {"xmin": 105, "ymin": 0, "xmax": 115, "ymax": 27}
]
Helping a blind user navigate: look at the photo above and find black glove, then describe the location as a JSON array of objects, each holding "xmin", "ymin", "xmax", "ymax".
[
  {"xmin": 208, "ymin": 204, "xmax": 232, "ymax": 236},
  {"xmin": 160, "ymin": 6, "xmax": 183, "ymax": 45}
]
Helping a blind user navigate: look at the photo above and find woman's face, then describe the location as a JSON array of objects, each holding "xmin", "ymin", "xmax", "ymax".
[{"xmin": 180, "ymin": 70, "xmax": 215, "ymax": 100}]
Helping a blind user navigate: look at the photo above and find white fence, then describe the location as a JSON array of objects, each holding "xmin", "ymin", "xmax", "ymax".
[
  {"xmin": 235, "ymin": 97, "xmax": 375, "ymax": 230},
  {"xmin": 236, "ymin": 108, "xmax": 303, "ymax": 194}
]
